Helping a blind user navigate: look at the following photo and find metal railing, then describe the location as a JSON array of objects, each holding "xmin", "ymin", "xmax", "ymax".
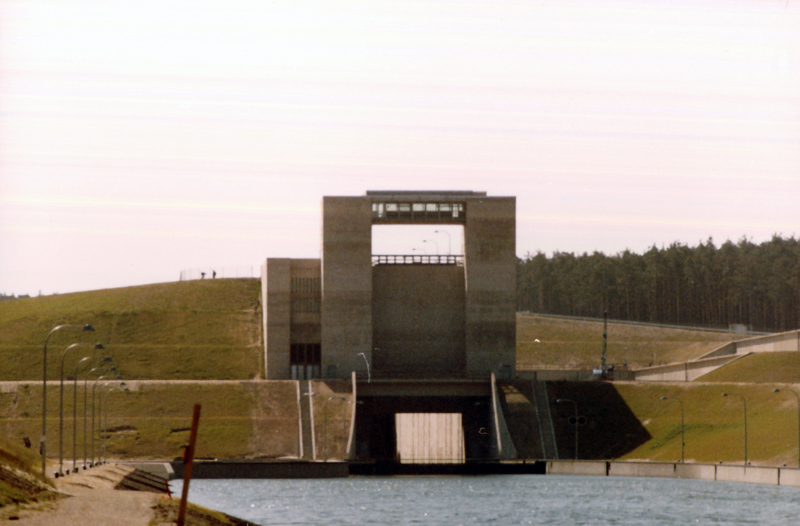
[{"xmin": 372, "ymin": 255, "xmax": 463, "ymax": 266}]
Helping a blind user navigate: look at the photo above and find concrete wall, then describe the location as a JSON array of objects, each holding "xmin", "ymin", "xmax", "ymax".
[
  {"xmin": 634, "ymin": 355, "xmax": 743, "ymax": 382},
  {"xmin": 372, "ymin": 265, "xmax": 465, "ymax": 377},
  {"xmin": 546, "ymin": 460, "xmax": 800, "ymax": 487},
  {"xmin": 263, "ymin": 259, "xmax": 292, "ymax": 379},
  {"xmin": 464, "ymin": 197, "xmax": 516, "ymax": 377},
  {"xmin": 321, "ymin": 197, "xmax": 374, "ymax": 379},
  {"xmin": 735, "ymin": 330, "xmax": 800, "ymax": 354}
]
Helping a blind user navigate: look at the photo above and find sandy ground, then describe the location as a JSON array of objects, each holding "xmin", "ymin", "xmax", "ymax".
[{"xmin": 6, "ymin": 464, "xmax": 163, "ymax": 526}]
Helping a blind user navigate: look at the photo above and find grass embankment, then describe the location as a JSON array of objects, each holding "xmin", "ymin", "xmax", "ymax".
[
  {"xmin": 517, "ymin": 314, "xmax": 734, "ymax": 370},
  {"xmin": 696, "ymin": 352, "xmax": 800, "ymax": 383},
  {"xmin": 0, "ymin": 382, "xmax": 299, "ymax": 462},
  {"xmin": 0, "ymin": 279, "xmax": 262, "ymax": 380},
  {"xmin": 614, "ymin": 382, "xmax": 800, "ymax": 466},
  {"xmin": 0, "ymin": 435, "xmax": 56, "ymax": 513}
]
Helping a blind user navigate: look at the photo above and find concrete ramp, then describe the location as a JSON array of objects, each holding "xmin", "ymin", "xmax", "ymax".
[{"xmin": 497, "ymin": 380, "xmax": 558, "ymax": 460}]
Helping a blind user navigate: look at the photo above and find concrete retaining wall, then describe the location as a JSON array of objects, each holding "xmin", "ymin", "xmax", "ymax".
[{"xmin": 546, "ymin": 460, "xmax": 800, "ymax": 487}]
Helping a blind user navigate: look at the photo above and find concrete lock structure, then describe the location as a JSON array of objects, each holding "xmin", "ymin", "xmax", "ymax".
[
  {"xmin": 261, "ymin": 191, "xmax": 516, "ymax": 382},
  {"xmin": 260, "ymin": 191, "xmax": 517, "ymax": 464}
]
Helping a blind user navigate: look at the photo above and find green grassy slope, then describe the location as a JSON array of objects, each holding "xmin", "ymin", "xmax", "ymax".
[
  {"xmin": 0, "ymin": 280, "xmax": 262, "ymax": 380},
  {"xmin": 695, "ymin": 352, "xmax": 800, "ymax": 383},
  {"xmin": 614, "ymin": 382, "xmax": 800, "ymax": 466},
  {"xmin": 517, "ymin": 314, "xmax": 733, "ymax": 369}
]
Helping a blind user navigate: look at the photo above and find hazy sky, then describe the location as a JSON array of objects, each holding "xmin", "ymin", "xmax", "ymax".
[{"xmin": 1, "ymin": 0, "xmax": 798, "ymax": 296}]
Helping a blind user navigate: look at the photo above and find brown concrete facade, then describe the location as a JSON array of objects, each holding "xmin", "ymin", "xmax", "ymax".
[{"xmin": 262, "ymin": 191, "xmax": 516, "ymax": 380}]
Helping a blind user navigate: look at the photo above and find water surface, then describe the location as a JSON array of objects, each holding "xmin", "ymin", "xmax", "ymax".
[{"xmin": 171, "ymin": 475, "xmax": 800, "ymax": 525}]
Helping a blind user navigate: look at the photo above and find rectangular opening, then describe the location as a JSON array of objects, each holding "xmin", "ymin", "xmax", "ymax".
[
  {"xmin": 371, "ymin": 225, "xmax": 464, "ymax": 256},
  {"xmin": 395, "ymin": 413, "xmax": 464, "ymax": 464}
]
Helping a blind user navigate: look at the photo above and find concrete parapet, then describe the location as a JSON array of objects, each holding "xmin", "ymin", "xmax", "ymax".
[
  {"xmin": 547, "ymin": 460, "xmax": 607, "ymax": 476},
  {"xmin": 608, "ymin": 462, "xmax": 675, "ymax": 478},
  {"xmin": 735, "ymin": 330, "xmax": 800, "ymax": 354},
  {"xmin": 778, "ymin": 467, "xmax": 800, "ymax": 487},
  {"xmin": 674, "ymin": 463, "xmax": 716, "ymax": 481},
  {"xmin": 715, "ymin": 465, "xmax": 779, "ymax": 485}
]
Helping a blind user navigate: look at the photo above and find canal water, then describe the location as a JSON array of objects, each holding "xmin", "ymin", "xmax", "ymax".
[{"xmin": 170, "ymin": 475, "xmax": 800, "ymax": 525}]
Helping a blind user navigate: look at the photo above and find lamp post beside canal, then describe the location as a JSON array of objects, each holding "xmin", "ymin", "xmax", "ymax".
[
  {"xmin": 660, "ymin": 396, "xmax": 685, "ymax": 463},
  {"xmin": 723, "ymin": 392, "xmax": 748, "ymax": 466},
  {"xmin": 773, "ymin": 388, "xmax": 800, "ymax": 468},
  {"xmin": 41, "ymin": 323, "xmax": 94, "ymax": 478},
  {"xmin": 557, "ymin": 398, "xmax": 579, "ymax": 460}
]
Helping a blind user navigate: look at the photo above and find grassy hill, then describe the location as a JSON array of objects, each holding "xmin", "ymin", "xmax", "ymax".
[
  {"xmin": 695, "ymin": 352, "xmax": 800, "ymax": 383},
  {"xmin": 517, "ymin": 314, "xmax": 733, "ymax": 370},
  {"xmin": 0, "ymin": 280, "xmax": 262, "ymax": 381},
  {"xmin": 3, "ymin": 280, "xmax": 797, "ymax": 467}
]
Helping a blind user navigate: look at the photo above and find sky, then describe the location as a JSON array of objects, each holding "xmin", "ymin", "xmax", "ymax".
[{"xmin": 1, "ymin": 0, "xmax": 798, "ymax": 296}]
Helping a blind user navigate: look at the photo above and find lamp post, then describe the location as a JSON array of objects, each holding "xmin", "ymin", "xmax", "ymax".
[
  {"xmin": 423, "ymin": 239, "xmax": 439, "ymax": 255},
  {"xmin": 660, "ymin": 396, "xmax": 685, "ymax": 463},
  {"xmin": 723, "ymin": 392, "xmax": 748, "ymax": 466},
  {"xmin": 59, "ymin": 342, "xmax": 104, "ymax": 476},
  {"xmin": 70, "ymin": 356, "xmax": 93, "ymax": 473},
  {"xmin": 101, "ymin": 383, "xmax": 127, "ymax": 464},
  {"xmin": 92, "ymin": 373, "xmax": 119, "ymax": 465},
  {"xmin": 557, "ymin": 398, "xmax": 579, "ymax": 460},
  {"xmin": 41, "ymin": 323, "xmax": 94, "ymax": 477},
  {"xmin": 434, "ymin": 230, "xmax": 451, "ymax": 255},
  {"xmin": 84, "ymin": 361, "xmax": 113, "ymax": 469},
  {"xmin": 773, "ymin": 388, "xmax": 800, "ymax": 468},
  {"xmin": 357, "ymin": 353, "xmax": 371, "ymax": 383}
]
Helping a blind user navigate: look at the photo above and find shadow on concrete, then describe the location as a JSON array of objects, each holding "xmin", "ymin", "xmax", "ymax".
[{"xmin": 546, "ymin": 382, "xmax": 651, "ymax": 460}]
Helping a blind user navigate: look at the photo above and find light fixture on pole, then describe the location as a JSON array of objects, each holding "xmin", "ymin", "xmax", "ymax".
[
  {"xmin": 434, "ymin": 230, "xmax": 452, "ymax": 255},
  {"xmin": 357, "ymin": 353, "xmax": 371, "ymax": 383},
  {"xmin": 557, "ymin": 398, "xmax": 581, "ymax": 460},
  {"xmin": 723, "ymin": 392, "xmax": 748, "ymax": 466},
  {"xmin": 84, "ymin": 360, "xmax": 113, "ymax": 469},
  {"xmin": 58, "ymin": 342, "xmax": 104, "ymax": 476},
  {"xmin": 101, "ymin": 383, "xmax": 128, "ymax": 464},
  {"xmin": 660, "ymin": 396, "xmax": 685, "ymax": 463},
  {"xmin": 70, "ymin": 356, "xmax": 93, "ymax": 473},
  {"xmin": 773, "ymin": 388, "xmax": 800, "ymax": 468},
  {"xmin": 423, "ymin": 239, "xmax": 439, "ymax": 255},
  {"xmin": 41, "ymin": 323, "xmax": 94, "ymax": 478}
]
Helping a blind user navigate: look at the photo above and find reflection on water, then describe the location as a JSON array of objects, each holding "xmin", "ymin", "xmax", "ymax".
[{"xmin": 171, "ymin": 475, "xmax": 800, "ymax": 526}]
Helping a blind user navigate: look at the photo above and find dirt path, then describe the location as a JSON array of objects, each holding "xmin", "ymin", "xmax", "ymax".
[{"xmin": 7, "ymin": 465, "xmax": 162, "ymax": 526}]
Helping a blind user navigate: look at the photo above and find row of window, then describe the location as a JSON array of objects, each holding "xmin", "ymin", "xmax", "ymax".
[
  {"xmin": 290, "ymin": 343, "xmax": 321, "ymax": 380},
  {"xmin": 372, "ymin": 202, "xmax": 465, "ymax": 221}
]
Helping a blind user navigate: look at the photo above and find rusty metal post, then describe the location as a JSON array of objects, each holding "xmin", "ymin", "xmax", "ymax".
[{"xmin": 177, "ymin": 404, "xmax": 201, "ymax": 526}]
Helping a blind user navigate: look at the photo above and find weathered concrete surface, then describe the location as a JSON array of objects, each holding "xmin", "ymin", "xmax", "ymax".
[
  {"xmin": 674, "ymin": 463, "xmax": 716, "ymax": 481},
  {"xmin": 609, "ymin": 462, "xmax": 676, "ymax": 478},
  {"xmin": 547, "ymin": 460, "xmax": 607, "ymax": 476},
  {"xmin": 716, "ymin": 465, "xmax": 779, "ymax": 485}
]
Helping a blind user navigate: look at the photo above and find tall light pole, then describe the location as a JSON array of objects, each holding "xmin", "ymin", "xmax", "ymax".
[
  {"xmin": 70, "ymin": 356, "xmax": 93, "ymax": 473},
  {"xmin": 557, "ymin": 398, "xmax": 579, "ymax": 460},
  {"xmin": 660, "ymin": 396, "xmax": 685, "ymax": 463},
  {"xmin": 357, "ymin": 353, "xmax": 371, "ymax": 383},
  {"xmin": 59, "ymin": 342, "xmax": 104, "ymax": 476},
  {"xmin": 423, "ymin": 239, "xmax": 439, "ymax": 255},
  {"xmin": 101, "ymin": 383, "xmax": 127, "ymax": 464},
  {"xmin": 84, "ymin": 361, "xmax": 113, "ymax": 469},
  {"xmin": 41, "ymin": 323, "xmax": 94, "ymax": 477},
  {"xmin": 723, "ymin": 392, "xmax": 748, "ymax": 466},
  {"xmin": 92, "ymin": 373, "xmax": 118, "ymax": 465},
  {"xmin": 773, "ymin": 388, "xmax": 800, "ymax": 468},
  {"xmin": 434, "ymin": 230, "xmax": 451, "ymax": 255}
]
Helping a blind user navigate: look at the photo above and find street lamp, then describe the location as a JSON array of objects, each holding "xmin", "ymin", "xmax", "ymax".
[
  {"xmin": 557, "ymin": 398, "xmax": 579, "ymax": 460},
  {"xmin": 92, "ymin": 373, "xmax": 119, "ymax": 465},
  {"xmin": 434, "ymin": 230, "xmax": 451, "ymax": 255},
  {"xmin": 723, "ymin": 392, "xmax": 748, "ymax": 466},
  {"xmin": 101, "ymin": 383, "xmax": 127, "ymax": 464},
  {"xmin": 70, "ymin": 356, "xmax": 93, "ymax": 473},
  {"xmin": 773, "ymin": 388, "xmax": 800, "ymax": 468},
  {"xmin": 84, "ymin": 361, "xmax": 114, "ymax": 468},
  {"xmin": 660, "ymin": 396, "xmax": 685, "ymax": 463},
  {"xmin": 357, "ymin": 353, "xmax": 371, "ymax": 383},
  {"xmin": 41, "ymin": 323, "xmax": 94, "ymax": 477},
  {"xmin": 423, "ymin": 239, "xmax": 439, "ymax": 255},
  {"xmin": 59, "ymin": 342, "xmax": 104, "ymax": 476}
]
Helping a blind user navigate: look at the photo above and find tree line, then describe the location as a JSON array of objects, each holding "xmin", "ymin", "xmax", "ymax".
[{"xmin": 517, "ymin": 236, "xmax": 800, "ymax": 333}]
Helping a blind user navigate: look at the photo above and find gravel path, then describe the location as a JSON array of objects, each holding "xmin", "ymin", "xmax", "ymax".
[{"xmin": 8, "ymin": 465, "xmax": 162, "ymax": 526}]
